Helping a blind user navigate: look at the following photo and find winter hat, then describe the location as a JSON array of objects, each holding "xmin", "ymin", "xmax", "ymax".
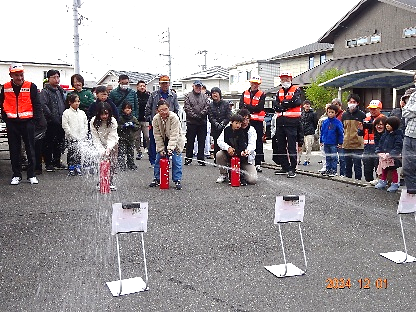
[{"xmin": 211, "ymin": 87, "xmax": 222, "ymax": 98}]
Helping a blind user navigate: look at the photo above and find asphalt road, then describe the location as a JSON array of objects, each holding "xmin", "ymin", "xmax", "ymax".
[{"xmin": 0, "ymin": 143, "xmax": 415, "ymax": 311}]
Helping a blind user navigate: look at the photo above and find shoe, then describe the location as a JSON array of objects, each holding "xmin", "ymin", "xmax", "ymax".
[
  {"xmin": 318, "ymin": 160, "xmax": 323, "ymax": 164},
  {"xmin": 149, "ymin": 179, "xmax": 160, "ymax": 187},
  {"xmin": 303, "ymin": 161, "xmax": 310, "ymax": 166},
  {"xmin": 75, "ymin": 165, "xmax": 82, "ymax": 176},
  {"xmin": 287, "ymin": 171, "xmax": 296, "ymax": 178},
  {"xmin": 206, "ymin": 155, "xmax": 213, "ymax": 159},
  {"xmin": 387, "ymin": 182, "xmax": 400, "ymax": 193},
  {"xmin": 68, "ymin": 165, "xmax": 75, "ymax": 176},
  {"xmin": 10, "ymin": 177, "xmax": 22, "ymax": 185},
  {"xmin": 46, "ymin": 165, "xmax": 55, "ymax": 172},
  {"xmin": 407, "ymin": 189, "xmax": 416, "ymax": 194},
  {"xmin": 184, "ymin": 159, "xmax": 192, "ymax": 165},
  {"xmin": 28, "ymin": 177, "xmax": 39, "ymax": 184},
  {"xmin": 136, "ymin": 154, "xmax": 142, "ymax": 160},
  {"xmin": 256, "ymin": 165, "xmax": 262, "ymax": 172},
  {"xmin": 175, "ymin": 180, "xmax": 182, "ymax": 190},
  {"xmin": 110, "ymin": 184, "xmax": 117, "ymax": 191},
  {"xmin": 339, "ymin": 175, "xmax": 346, "ymax": 178},
  {"xmin": 370, "ymin": 179, "xmax": 379, "ymax": 186},
  {"xmin": 198, "ymin": 160, "xmax": 206, "ymax": 166},
  {"xmin": 216, "ymin": 175, "xmax": 227, "ymax": 183},
  {"xmin": 375, "ymin": 180, "xmax": 387, "ymax": 190},
  {"xmin": 327, "ymin": 172, "xmax": 336, "ymax": 177},
  {"xmin": 240, "ymin": 178, "xmax": 248, "ymax": 186},
  {"xmin": 274, "ymin": 169, "xmax": 287, "ymax": 175},
  {"xmin": 318, "ymin": 167, "xmax": 326, "ymax": 174}
]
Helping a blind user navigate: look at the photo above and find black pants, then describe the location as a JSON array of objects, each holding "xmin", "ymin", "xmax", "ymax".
[
  {"xmin": 118, "ymin": 138, "xmax": 135, "ymax": 168},
  {"xmin": 43, "ymin": 122, "xmax": 65, "ymax": 167},
  {"xmin": 275, "ymin": 125, "xmax": 298, "ymax": 172},
  {"xmin": 67, "ymin": 140, "xmax": 81, "ymax": 167},
  {"xmin": 34, "ymin": 138, "xmax": 44, "ymax": 171},
  {"xmin": 186, "ymin": 123, "xmax": 207, "ymax": 161},
  {"xmin": 250, "ymin": 120, "xmax": 264, "ymax": 165},
  {"xmin": 6, "ymin": 120, "xmax": 36, "ymax": 179}
]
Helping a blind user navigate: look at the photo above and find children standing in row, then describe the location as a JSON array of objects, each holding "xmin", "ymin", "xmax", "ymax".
[
  {"xmin": 61, "ymin": 94, "xmax": 88, "ymax": 176},
  {"xmin": 90, "ymin": 102, "xmax": 119, "ymax": 190},
  {"xmin": 320, "ymin": 104, "xmax": 344, "ymax": 177},
  {"xmin": 118, "ymin": 102, "xmax": 139, "ymax": 171},
  {"xmin": 374, "ymin": 116, "xmax": 403, "ymax": 192}
]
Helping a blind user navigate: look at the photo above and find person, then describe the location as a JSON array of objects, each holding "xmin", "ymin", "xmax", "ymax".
[
  {"xmin": 0, "ymin": 63, "xmax": 41, "ymax": 185},
  {"xmin": 135, "ymin": 80, "xmax": 150, "ymax": 160},
  {"xmin": 341, "ymin": 94, "xmax": 366, "ymax": 180},
  {"xmin": 149, "ymin": 99, "xmax": 185, "ymax": 190},
  {"xmin": 88, "ymin": 85, "xmax": 119, "ymax": 122},
  {"xmin": 184, "ymin": 80, "xmax": 210, "ymax": 166},
  {"xmin": 358, "ymin": 100, "xmax": 385, "ymax": 183},
  {"xmin": 237, "ymin": 109, "xmax": 258, "ymax": 184},
  {"xmin": 33, "ymin": 102, "xmax": 47, "ymax": 175},
  {"xmin": 320, "ymin": 104, "xmax": 344, "ymax": 177},
  {"xmin": 332, "ymin": 98, "xmax": 346, "ymax": 176},
  {"xmin": 371, "ymin": 115, "xmax": 388, "ymax": 185},
  {"xmin": 145, "ymin": 75, "xmax": 179, "ymax": 167},
  {"xmin": 90, "ymin": 102, "xmax": 119, "ymax": 191},
  {"xmin": 40, "ymin": 69, "xmax": 66, "ymax": 172},
  {"xmin": 391, "ymin": 88, "xmax": 415, "ymax": 132},
  {"xmin": 106, "ymin": 85, "xmax": 113, "ymax": 94},
  {"xmin": 67, "ymin": 74, "xmax": 95, "ymax": 114},
  {"xmin": 117, "ymin": 101, "xmax": 139, "ymax": 171},
  {"xmin": 240, "ymin": 76, "xmax": 266, "ymax": 173},
  {"xmin": 273, "ymin": 72, "xmax": 302, "ymax": 178},
  {"xmin": 109, "ymin": 74, "xmax": 138, "ymax": 119},
  {"xmin": 61, "ymin": 93, "xmax": 88, "ymax": 176},
  {"xmin": 207, "ymin": 87, "xmax": 231, "ymax": 163},
  {"xmin": 402, "ymin": 72, "xmax": 416, "ymax": 194},
  {"xmin": 299, "ymin": 100, "xmax": 317, "ymax": 166},
  {"xmin": 374, "ymin": 116, "xmax": 403, "ymax": 192},
  {"xmin": 316, "ymin": 103, "xmax": 331, "ymax": 174}
]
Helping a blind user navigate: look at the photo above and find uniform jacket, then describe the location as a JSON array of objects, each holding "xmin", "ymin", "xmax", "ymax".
[
  {"xmin": 341, "ymin": 108, "xmax": 366, "ymax": 149},
  {"xmin": 152, "ymin": 111, "xmax": 185, "ymax": 153},
  {"xmin": 273, "ymin": 84, "xmax": 302, "ymax": 126},
  {"xmin": 240, "ymin": 89, "xmax": 265, "ymax": 121},
  {"xmin": 61, "ymin": 107, "xmax": 88, "ymax": 141}
]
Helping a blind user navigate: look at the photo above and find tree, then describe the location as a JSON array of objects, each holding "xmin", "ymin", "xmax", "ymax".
[{"xmin": 304, "ymin": 68, "xmax": 350, "ymax": 110}]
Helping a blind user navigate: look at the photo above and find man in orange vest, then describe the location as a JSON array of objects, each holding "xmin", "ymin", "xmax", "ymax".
[
  {"xmin": 358, "ymin": 99, "xmax": 385, "ymax": 183},
  {"xmin": 0, "ymin": 63, "xmax": 42, "ymax": 185},
  {"xmin": 239, "ymin": 76, "xmax": 266, "ymax": 172},
  {"xmin": 273, "ymin": 72, "xmax": 302, "ymax": 178}
]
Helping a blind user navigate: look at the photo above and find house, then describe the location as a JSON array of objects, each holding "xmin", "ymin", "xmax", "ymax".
[
  {"xmin": 96, "ymin": 70, "xmax": 160, "ymax": 93},
  {"xmin": 180, "ymin": 66, "xmax": 229, "ymax": 96},
  {"xmin": 292, "ymin": 0, "xmax": 416, "ymax": 108},
  {"xmin": 0, "ymin": 61, "xmax": 73, "ymax": 90}
]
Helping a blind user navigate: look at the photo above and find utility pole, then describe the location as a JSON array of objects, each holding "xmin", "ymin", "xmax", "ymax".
[
  {"xmin": 197, "ymin": 50, "xmax": 208, "ymax": 71},
  {"xmin": 160, "ymin": 28, "xmax": 172, "ymax": 79},
  {"xmin": 73, "ymin": 0, "xmax": 82, "ymax": 74}
]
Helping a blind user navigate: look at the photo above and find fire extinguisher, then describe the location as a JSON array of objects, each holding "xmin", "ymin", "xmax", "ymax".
[
  {"xmin": 230, "ymin": 156, "xmax": 240, "ymax": 187},
  {"xmin": 160, "ymin": 155, "xmax": 169, "ymax": 189},
  {"xmin": 99, "ymin": 160, "xmax": 110, "ymax": 194}
]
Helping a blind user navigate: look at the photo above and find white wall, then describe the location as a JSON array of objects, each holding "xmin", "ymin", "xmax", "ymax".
[
  {"xmin": 229, "ymin": 63, "xmax": 259, "ymax": 94},
  {"xmin": 0, "ymin": 63, "xmax": 73, "ymax": 90}
]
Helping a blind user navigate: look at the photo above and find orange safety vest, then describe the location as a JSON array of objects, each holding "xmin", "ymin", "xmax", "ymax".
[
  {"xmin": 243, "ymin": 89, "xmax": 265, "ymax": 121},
  {"xmin": 276, "ymin": 85, "xmax": 301, "ymax": 118},
  {"xmin": 2, "ymin": 81, "xmax": 33, "ymax": 119},
  {"xmin": 363, "ymin": 114, "xmax": 385, "ymax": 144}
]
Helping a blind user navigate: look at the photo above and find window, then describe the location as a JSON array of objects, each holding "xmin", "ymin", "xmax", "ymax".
[
  {"xmin": 230, "ymin": 75, "xmax": 234, "ymax": 84},
  {"xmin": 309, "ymin": 55, "xmax": 314, "ymax": 69},
  {"xmin": 357, "ymin": 37, "xmax": 368, "ymax": 45},
  {"xmin": 246, "ymin": 71, "xmax": 251, "ymax": 81},
  {"xmin": 403, "ymin": 27, "xmax": 416, "ymax": 38},
  {"xmin": 370, "ymin": 34, "xmax": 381, "ymax": 43},
  {"xmin": 346, "ymin": 34, "xmax": 381, "ymax": 47},
  {"xmin": 43, "ymin": 71, "xmax": 48, "ymax": 79},
  {"xmin": 320, "ymin": 53, "xmax": 326, "ymax": 64}
]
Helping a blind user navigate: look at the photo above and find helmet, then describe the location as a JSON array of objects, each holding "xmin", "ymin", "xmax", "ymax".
[
  {"xmin": 249, "ymin": 76, "xmax": 262, "ymax": 84},
  {"xmin": 279, "ymin": 71, "xmax": 292, "ymax": 78},
  {"xmin": 367, "ymin": 100, "xmax": 382, "ymax": 109},
  {"xmin": 9, "ymin": 63, "xmax": 24, "ymax": 73},
  {"xmin": 159, "ymin": 75, "xmax": 170, "ymax": 82}
]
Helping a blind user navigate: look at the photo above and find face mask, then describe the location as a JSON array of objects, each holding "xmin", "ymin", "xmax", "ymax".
[
  {"xmin": 120, "ymin": 84, "xmax": 129, "ymax": 90},
  {"xmin": 281, "ymin": 82, "xmax": 291, "ymax": 89},
  {"xmin": 347, "ymin": 103, "xmax": 357, "ymax": 111}
]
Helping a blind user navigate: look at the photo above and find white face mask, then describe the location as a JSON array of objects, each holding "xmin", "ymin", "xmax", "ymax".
[
  {"xmin": 281, "ymin": 82, "xmax": 291, "ymax": 89},
  {"xmin": 120, "ymin": 84, "xmax": 129, "ymax": 90},
  {"xmin": 347, "ymin": 103, "xmax": 357, "ymax": 111}
]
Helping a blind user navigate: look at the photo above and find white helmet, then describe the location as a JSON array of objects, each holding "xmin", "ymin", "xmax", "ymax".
[
  {"xmin": 279, "ymin": 71, "xmax": 292, "ymax": 78},
  {"xmin": 9, "ymin": 63, "xmax": 24, "ymax": 73},
  {"xmin": 249, "ymin": 76, "xmax": 262, "ymax": 84}
]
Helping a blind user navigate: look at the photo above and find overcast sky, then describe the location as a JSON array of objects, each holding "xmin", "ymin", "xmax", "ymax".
[{"xmin": 1, "ymin": 0, "xmax": 360, "ymax": 82}]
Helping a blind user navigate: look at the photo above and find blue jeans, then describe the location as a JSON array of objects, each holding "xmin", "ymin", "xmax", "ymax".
[
  {"xmin": 148, "ymin": 128, "xmax": 156, "ymax": 166},
  {"xmin": 324, "ymin": 144, "xmax": 338, "ymax": 174},
  {"xmin": 344, "ymin": 149, "xmax": 363, "ymax": 180},
  {"xmin": 337, "ymin": 147, "xmax": 345, "ymax": 176},
  {"xmin": 153, "ymin": 150, "xmax": 183, "ymax": 182}
]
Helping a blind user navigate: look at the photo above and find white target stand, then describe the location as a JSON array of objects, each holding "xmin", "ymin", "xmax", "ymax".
[
  {"xmin": 380, "ymin": 190, "xmax": 416, "ymax": 264},
  {"xmin": 106, "ymin": 202, "xmax": 149, "ymax": 296},
  {"xmin": 265, "ymin": 195, "xmax": 307, "ymax": 278}
]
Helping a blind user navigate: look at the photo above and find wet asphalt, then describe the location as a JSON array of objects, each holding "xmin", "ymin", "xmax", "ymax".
[{"xmin": 0, "ymin": 141, "xmax": 415, "ymax": 311}]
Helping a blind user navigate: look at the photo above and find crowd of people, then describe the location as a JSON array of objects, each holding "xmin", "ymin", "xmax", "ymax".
[{"xmin": 1, "ymin": 63, "xmax": 416, "ymax": 194}]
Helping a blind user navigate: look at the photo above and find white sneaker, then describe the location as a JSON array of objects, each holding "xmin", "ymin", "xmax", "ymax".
[
  {"xmin": 10, "ymin": 177, "xmax": 22, "ymax": 185},
  {"xmin": 110, "ymin": 184, "xmax": 117, "ymax": 191},
  {"xmin": 216, "ymin": 175, "xmax": 227, "ymax": 183},
  {"xmin": 29, "ymin": 177, "xmax": 39, "ymax": 184},
  {"xmin": 370, "ymin": 179, "xmax": 378, "ymax": 186}
]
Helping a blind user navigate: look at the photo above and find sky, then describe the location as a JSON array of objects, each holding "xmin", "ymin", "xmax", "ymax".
[{"xmin": 1, "ymin": 0, "xmax": 361, "ymax": 82}]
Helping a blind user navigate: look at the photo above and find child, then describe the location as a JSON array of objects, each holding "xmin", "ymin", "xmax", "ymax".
[
  {"xmin": 370, "ymin": 115, "xmax": 387, "ymax": 185},
  {"xmin": 216, "ymin": 114, "xmax": 249, "ymax": 185},
  {"xmin": 88, "ymin": 85, "xmax": 119, "ymax": 122},
  {"xmin": 320, "ymin": 104, "xmax": 344, "ymax": 177},
  {"xmin": 316, "ymin": 103, "xmax": 331, "ymax": 173},
  {"xmin": 149, "ymin": 99, "xmax": 185, "ymax": 190},
  {"xmin": 90, "ymin": 102, "xmax": 119, "ymax": 191},
  {"xmin": 374, "ymin": 116, "xmax": 403, "ymax": 192},
  {"xmin": 61, "ymin": 93, "xmax": 88, "ymax": 175},
  {"xmin": 118, "ymin": 101, "xmax": 139, "ymax": 170}
]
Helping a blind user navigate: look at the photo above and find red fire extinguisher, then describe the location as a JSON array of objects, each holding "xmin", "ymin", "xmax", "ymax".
[
  {"xmin": 160, "ymin": 156, "xmax": 169, "ymax": 189},
  {"xmin": 230, "ymin": 156, "xmax": 240, "ymax": 187},
  {"xmin": 99, "ymin": 160, "xmax": 110, "ymax": 194}
]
